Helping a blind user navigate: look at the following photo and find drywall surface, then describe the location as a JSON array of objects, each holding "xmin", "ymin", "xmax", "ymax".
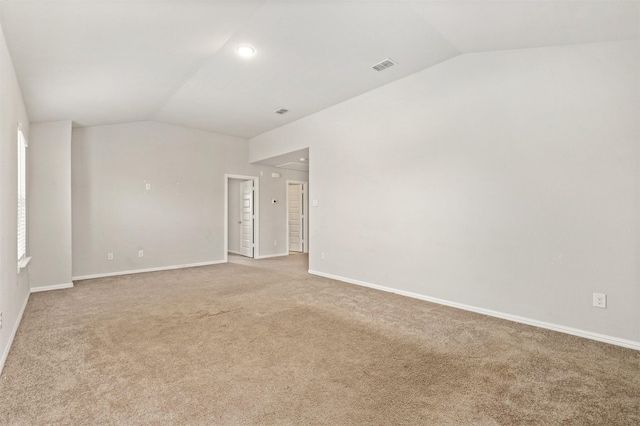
[
  {"xmin": 0, "ymin": 20, "xmax": 30, "ymax": 370},
  {"xmin": 72, "ymin": 121, "xmax": 307, "ymax": 277},
  {"xmin": 250, "ymin": 127, "xmax": 310, "ymax": 164},
  {"xmin": 227, "ymin": 179, "xmax": 241, "ymax": 254},
  {"xmin": 250, "ymin": 40, "xmax": 640, "ymax": 343},
  {"xmin": 28, "ymin": 121, "xmax": 72, "ymax": 289}
]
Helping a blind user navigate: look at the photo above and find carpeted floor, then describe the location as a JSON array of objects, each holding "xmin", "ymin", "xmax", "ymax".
[{"xmin": 1, "ymin": 253, "xmax": 638, "ymax": 425}]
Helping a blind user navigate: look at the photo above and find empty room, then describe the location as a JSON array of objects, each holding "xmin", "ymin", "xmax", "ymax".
[{"xmin": 0, "ymin": 0, "xmax": 639, "ymax": 424}]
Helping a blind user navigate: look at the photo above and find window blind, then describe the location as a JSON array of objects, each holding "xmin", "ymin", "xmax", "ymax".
[{"xmin": 17, "ymin": 126, "xmax": 27, "ymax": 261}]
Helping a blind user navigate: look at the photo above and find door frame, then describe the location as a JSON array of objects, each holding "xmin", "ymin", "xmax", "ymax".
[
  {"xmin": 224, "ymin": 174, "xmax": 260, "ymax": 262},
  {"xmin": 286, "ymin": 180, "xmax": 308, "ymax": 254}
]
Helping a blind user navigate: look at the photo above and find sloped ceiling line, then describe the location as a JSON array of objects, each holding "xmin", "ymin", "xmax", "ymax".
[
  {"xmin": 148, "ymin": 1, "xmax": 266, "ymax": 121},
  {"xmin": 1, "ymin": 1, "xmax": 637, "ymax": 138}
]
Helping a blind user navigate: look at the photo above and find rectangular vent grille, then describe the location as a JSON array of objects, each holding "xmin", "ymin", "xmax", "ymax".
[
  {"xmin": 372, "ymin": 58, "xmax": 396, "ymax": 72},
  {"xmin": 274, "ymin": 108, "xmax": 289, "ymax": 115}
]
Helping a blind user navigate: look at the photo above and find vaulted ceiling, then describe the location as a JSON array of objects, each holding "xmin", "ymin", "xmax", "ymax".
[{"xmin": 1, "ymin": 1, "xmax": 638, "ymax": 139}]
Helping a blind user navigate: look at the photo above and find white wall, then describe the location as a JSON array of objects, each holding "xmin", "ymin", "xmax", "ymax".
[
  {"xmin": 72, "ymin": 121, "xmax": 308, "ymax": 278},
  {"xmin": 249, "ymin": 40, "xmax": 640, "ymax": 344},
  {"xmin": 0, "ymin": 20, "xmax": 30, "ymax": 371},
  {"xmin": 227, "ymin": 179, "xmax": 241, "ymax": 254},
  {"xmin": 29, "ymin": 121, "xmax": 72, "ymax": 290}
]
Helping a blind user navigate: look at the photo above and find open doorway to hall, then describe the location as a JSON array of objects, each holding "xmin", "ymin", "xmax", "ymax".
[
  {"xmin": 226, "ymin": 175, "xmax": 259, "ymax": 260},
  {"xmin": 246, "ymin": 147, "xmax": 309, "ymax": 263}
]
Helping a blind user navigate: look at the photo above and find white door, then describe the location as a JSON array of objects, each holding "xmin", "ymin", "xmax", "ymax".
[
  {"xmin": 240, "ymin": 180, "xmax": 254, "ymax": 257},
  {"xmin": 288, "ymin": 183, "xmax": 303, "ymax": 252}
]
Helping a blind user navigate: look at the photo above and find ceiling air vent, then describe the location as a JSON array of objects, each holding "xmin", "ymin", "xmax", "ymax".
[
  {"xmin": 274, "ymin": 108, "xmax": 289, "ymax": 115},
  {"xmin": 371, "ymin": 58, "xmax": 396, "ymax": 72}
]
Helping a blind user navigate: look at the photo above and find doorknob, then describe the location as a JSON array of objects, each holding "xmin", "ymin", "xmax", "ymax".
[{"xmin": 238, "ymin": 221, "xmax": 242, "ymax": 224}]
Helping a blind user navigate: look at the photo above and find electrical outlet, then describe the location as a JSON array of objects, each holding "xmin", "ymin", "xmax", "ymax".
[
  {"xmin": 321, "ymin": 252, "xmax": 325, "ymax": 260},
  {"xmin": 145, "ymin": 183, "xmax": 151, "ymax": 190},
  {"xmin": 138, "ymin": 250, "xmax": 144, "ymax": 258},
  {"xmin": 273, "ymin": 240, "xmax": 277, "ymax": 246},
  {"xmin": 107, "ymin": 253, "xmax": 114, "ymax": 261},
  {"xmin": 593, "ymin": 293, "xmax": 606, "ymax": 308}
]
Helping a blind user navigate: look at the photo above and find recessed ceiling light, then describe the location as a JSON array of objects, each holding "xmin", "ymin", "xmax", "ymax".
[
  {"xmin": 299, "ymin": 158, "xmax": 307, "ymax": 162},
  {"xmin": 235, "ymin": 44, "xmax": 256, "ymax": 58},
  {"xmin": 274, "ymin": 108, "xmax": 289, "ymax": 115}
]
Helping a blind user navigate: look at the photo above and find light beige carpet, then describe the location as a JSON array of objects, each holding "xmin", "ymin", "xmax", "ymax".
[{"xmin": 1, "ymin": 253, "xmax": 638, "ymax": 425}]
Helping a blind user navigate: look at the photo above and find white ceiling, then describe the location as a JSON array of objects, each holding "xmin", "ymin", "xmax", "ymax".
[
  {"xmin": 254, "ymin": 148, "xmax": 310, "ymax": 170},
  {"xmin": 1, "ymin": 1, "xmax": 638, "ymax": 139}
]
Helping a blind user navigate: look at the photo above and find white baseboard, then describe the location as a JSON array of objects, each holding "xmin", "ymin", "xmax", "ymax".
[
  {"xmin": 308, "ymin": 269, "xmax": 640, "ymax": 351},
  {"xmin": 0, "ymin": 292, "xmax": 30, "ymax": 375},
  {"xmin": 31, "ymin": 282, "xmax": 74, "ymax": 293},
  {"xmin": 72, "ymin": 260, "xmax": 226, "ymax": 281},
  {"xmin": 255, "ymin": 253, "xmax": 288, "ymax": 259}
]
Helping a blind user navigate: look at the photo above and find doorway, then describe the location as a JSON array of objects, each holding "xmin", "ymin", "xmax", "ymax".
[
  {"xmin": 225, "ymin": 174, "xmax": 259, "ymax": 261},
  {"xmin": 239, "ymin": 180, "xmax": 254, "ymax": 257},
  {"xmin": 286, "ymin": 180, "xmax": 308, "ymax": 254}
]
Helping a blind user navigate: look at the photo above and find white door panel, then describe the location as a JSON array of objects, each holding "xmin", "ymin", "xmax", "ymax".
[
  {"xmin": 288, "ymin": 183, "xmax": 303, "ymax": 252},
  {"xmin": 240, "ymin": 180, "xmax": 254, "ymax": 257}
]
